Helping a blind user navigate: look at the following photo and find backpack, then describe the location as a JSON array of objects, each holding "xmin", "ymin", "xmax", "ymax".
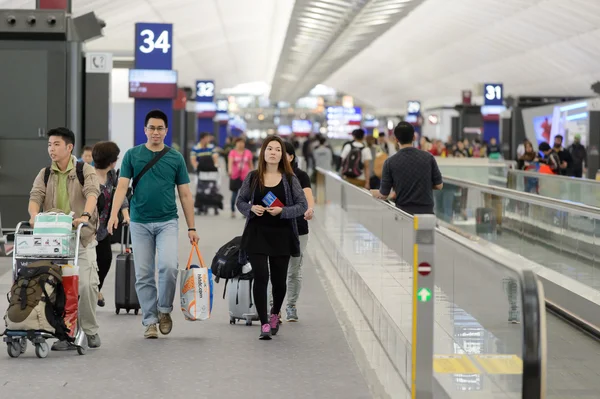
[
  {"xmin": 341, "ymin": 143, "xmax": 364, "ymax": 178},
  {"xmin": 4, "ymin": 261, "xmax": 70, "ymax": 340},
  {"xmin": 211, "ymin": 236, "xmax": 244, "ymax": 284},
  {"xmin": 373, "ymin": 150, "xmax": 388, "ymax": 178},
  {"xmin": 44, "ymin": 161, "xmax": 85, "ymax": 187}
]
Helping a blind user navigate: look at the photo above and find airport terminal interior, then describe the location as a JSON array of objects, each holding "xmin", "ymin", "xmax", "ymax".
[{"xmin": 2, "ymin": 0, "xmax": 600, "ymax": 398}]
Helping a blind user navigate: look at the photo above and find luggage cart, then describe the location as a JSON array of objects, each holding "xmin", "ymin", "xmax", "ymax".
[{"xmin": 3, "ymin": 221, "xmax": 87, "ymax": 358}]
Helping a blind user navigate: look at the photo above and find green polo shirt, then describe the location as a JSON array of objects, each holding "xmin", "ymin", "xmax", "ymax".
[
  {"xmin": 120, "ymin": 145, "xmax": 190, "ymax": 223},
  {"xmin": 52, "ymin": 157, "xmax": 74, "ymax": 214}
]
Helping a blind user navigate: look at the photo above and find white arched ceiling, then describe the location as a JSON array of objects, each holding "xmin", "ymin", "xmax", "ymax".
[
  {"xmin": 325, "ymin": 0, "xmax": 600, "ymax": 110},
  {"xmin": 0, "ymin": 0, "xmax": 295, "ymax": 93}
]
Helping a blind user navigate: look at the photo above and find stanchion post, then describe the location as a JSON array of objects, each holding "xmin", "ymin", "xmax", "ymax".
[{"xmin": 412, "ymin": 214, "xmax": 436, "ymax": 399}]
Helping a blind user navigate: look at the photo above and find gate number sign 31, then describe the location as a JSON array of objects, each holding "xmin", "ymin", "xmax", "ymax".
[{"xmin": 139, "ymin": 29, "xmax": 171, "ymax": 54}]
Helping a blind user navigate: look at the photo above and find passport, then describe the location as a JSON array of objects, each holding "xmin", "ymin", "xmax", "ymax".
[{"xmin": 262, "ymin": 191, "xmax": 284, "ymax": 208}]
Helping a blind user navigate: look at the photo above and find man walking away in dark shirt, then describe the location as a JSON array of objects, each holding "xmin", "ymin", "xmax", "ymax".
[
  {"xmin": 568, "ymin": 134, "xmax": 587, "ymax": 178},
  {"xmin": 371, "ymin": 122, "xmax": 443, "ymax": 215}
]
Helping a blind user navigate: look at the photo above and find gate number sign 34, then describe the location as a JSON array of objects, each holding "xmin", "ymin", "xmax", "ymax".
[{"xmin": 139, "ymin": 29, "xmax": 171, "ymax": 54}]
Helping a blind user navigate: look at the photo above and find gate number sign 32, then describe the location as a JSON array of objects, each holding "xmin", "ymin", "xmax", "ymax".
[
  {"xmin": 197, "ymin": 82, "xmax": 215, "ymax": 98},
  {"xmin": 139, "ymin": 29, "xmax": 171, "ymax": 54}
]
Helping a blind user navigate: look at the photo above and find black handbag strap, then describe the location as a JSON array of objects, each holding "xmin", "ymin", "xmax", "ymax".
[{"xmin": 132, "ymin": 147, "xmax": 170, "ymax": 193}]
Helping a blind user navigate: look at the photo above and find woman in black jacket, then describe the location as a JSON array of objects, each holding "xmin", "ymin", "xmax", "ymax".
[{"xmin": 236, "ymin": 136, "xmax": 308, "ymax": 340}]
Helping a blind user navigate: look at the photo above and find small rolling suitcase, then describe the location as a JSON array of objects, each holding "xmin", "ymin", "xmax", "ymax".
[
  {"xmin": 228, "ymin": 276, "xmax": 258, "ymax": 326},
  {"xmin": 114, "ymin": 227, "xmax": 140, "ymax": 315},
  {"xmin": 475, "ymin": 207, "xmax": 496, "ymax": 235}
]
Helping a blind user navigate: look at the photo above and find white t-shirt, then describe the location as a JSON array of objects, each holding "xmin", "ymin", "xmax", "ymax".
[{"xmin": 340, "ymin": 141, "xmax": 373, "ymax": 180}]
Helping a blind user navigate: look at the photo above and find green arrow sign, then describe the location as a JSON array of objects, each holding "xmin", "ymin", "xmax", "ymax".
[{"xmin": 417, "ymin": 288, "xmax": 432, "ymax": 302}]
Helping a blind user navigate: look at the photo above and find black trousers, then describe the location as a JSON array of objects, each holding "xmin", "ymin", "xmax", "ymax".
[
  {"xmin": 248, "ymin": 253, "xmax": 290, "ymax": 325},
  {"xmin": 96, "ymin": 235, "xmax": 113, "ymax": 291}
]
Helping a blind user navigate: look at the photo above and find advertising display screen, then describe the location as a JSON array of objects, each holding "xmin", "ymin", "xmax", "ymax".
[
  {"xmin": 129, "ymin": 69, "xmax": 177, "ymax": 99},
  {"xmin": 277, "ymin": 125, "xmax": 292, "ymax": 135}
]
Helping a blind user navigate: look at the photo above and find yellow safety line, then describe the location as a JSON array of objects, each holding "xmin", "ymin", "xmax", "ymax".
[{"xmin": 412, "ymin": 216, "xmax": 419, "ymax": 399}]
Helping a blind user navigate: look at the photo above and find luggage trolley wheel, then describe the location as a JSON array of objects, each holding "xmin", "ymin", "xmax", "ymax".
[
  {"xmin": 7, "ymin": 341, "xmax": 21, "ymax": 358},
  {"xmin": 115, "ymin": 308, "xmax": 120, "ymax": 315},
  {"xmin": 34, "ymin": 341, "xmax": 49, "ymax": 359},
  {"xmin": 19, "ymin": 338, "xmax": 27, "ymax": 354},
  {"xmin": 230, "ymin": 317, "xmax": 236, "ymax": 325},
  {"xmin": 245, "ymin": 317, "xmax": 253, "ymax": 326},
  {"xmin": 77, "ymin": 346, "xmax": 86, "ymax": 356},
  {"xmin": 134, "ymin": 309, "xmax": 139, "ymax": 315}
]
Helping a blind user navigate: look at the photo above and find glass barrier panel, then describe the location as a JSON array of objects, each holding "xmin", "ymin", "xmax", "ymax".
[{"xmin": 435, "ymin": 183, "xmax": 600, "ymax": 291}]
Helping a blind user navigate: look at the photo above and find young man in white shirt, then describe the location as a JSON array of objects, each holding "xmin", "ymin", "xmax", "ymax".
[{"xmin": 340, "ymin": 128, "xmax": 372, "ymax": 189}]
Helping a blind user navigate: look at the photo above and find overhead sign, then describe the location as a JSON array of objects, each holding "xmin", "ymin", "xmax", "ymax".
[
  {"xmin": 129, "ymin": 69, "xmax": 177, "ymax": 99},
  {"xmin": 196, "ymin": 80, "xmax": 215, "ymax": 102},
  {"xmin": 86, "ymin": 52, "xmax": 112, "ymax": 74},
  {"xmin": 484, "ymin": 83, "xmax": 503, "ymax": 106},
  {"xmin": 407, "ymin": 101, "xmax": 421, "ymax": 115},
  {"xmin": 135, "ymin": 23, "xmax": 173, "ymax": 70},
  {"xmin": 418, "ymin": 262, "xmax": 431, "ymax": 276}
]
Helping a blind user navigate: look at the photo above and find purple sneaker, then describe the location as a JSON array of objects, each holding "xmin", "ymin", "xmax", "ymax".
[
  {"xmin": 270, "ymin": 314, "xmax": 280, "ymax": 336},
  {"xmin": 260, "ymin": 324, "xmax": 272, "ymax": 340}
]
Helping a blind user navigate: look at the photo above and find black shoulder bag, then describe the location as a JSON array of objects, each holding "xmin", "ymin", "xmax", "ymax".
[{"xmin": 131, "ymin": 147, "xmax": 170, "ymax": 195}]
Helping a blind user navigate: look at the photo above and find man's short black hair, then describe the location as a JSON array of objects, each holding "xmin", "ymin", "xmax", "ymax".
[
  {"xmin": 554, "ymin": 134, "xmax": 563, "ymax": 141},
  {"xmin": 92, "ymin": 141, "xmax": 120, "ymax": 169},
  {"xmin": 145, "ymin": 109, "xmax": 168, "ymax": 128},
  {"xmin": 82, "ymin": 145, "xmax": 93, "ymax": 152},
  {"xmin": 394, "ymin": 122, "xmax": 415, "ymax": 145},
  {"xmin": 352, "ymin": 128, "xmax": 365, "ymax": 140},
  {"xmin": 199, "ymin": 132, "xmax": 212, "ymax": 141},
  {"xmin": 539, "ymin": 142, "xmax": 551, "ymax": 152},
  {"xmin": 318, "ymin": 136, "xmax": 327, "ymax": 145},
  {"xmin": 47, "ymin": 127, "xmax": 75, "ymax": 148}
]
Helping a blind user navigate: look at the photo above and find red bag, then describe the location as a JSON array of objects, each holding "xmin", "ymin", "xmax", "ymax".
[{"xmin": 61, "ymin": 265, "xmax": 80, "ymax": 338}]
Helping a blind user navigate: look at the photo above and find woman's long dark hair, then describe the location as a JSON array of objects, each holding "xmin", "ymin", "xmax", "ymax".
[
  {"xmin": 255, "ymin": 135, "xmax": 294, "ymax": 190},
  {"xmin": 284, "ymin": 141, "xmax": 299, "ymax": 170}
]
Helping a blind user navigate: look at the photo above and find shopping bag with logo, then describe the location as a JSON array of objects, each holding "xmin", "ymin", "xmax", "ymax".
[
  {"xmin": 61, "ymin": 264, "xmax": 79, "ymax": 338},
  {"xmin": 33, "ymin": 212, "xmax": 73, "ymax": 236},
  {"xmin": 180, "ymin": 243, "xmax": 214, "ymax": 321}
]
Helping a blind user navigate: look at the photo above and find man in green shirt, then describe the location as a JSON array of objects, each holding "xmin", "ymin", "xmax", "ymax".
[
  {"xmin": 28, "ymin": 128, "xmax": 101, "ymax": 350},
  {"xmin": 108, "ymin": 109, "xmax": 199, "ymax": 339}
]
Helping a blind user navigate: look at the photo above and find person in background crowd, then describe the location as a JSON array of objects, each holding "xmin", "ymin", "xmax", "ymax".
[
  {"xmin": 228, "ymin": 138, "xmax": 254, "ymax": 218},
  {"xmin": 236, "ymin": 136, "xmax": 308, "ymax": 340},
  {"xmin": 108, "ymin": 109, "xmax": 199, "ymax": 340},
  {"xmin": 538, "ymin": 142, "xmax": 560, "ymax": 174},
  {"xmin": 517, "ymin": 140, "xmax": 538, "ymax": 170},
  {"xmin": 79, "ymin": 145, "xmax": 94, "ymax": 166},
  {"xmin": 220, "ymin": 137, "xmax": 235, "ymax": 173},
  {"xmin": 454, "ymin": 140, "xmax": 469, "ymax": 158},
  {"xmin": 430, "ymin": 140, "xmax": 447, "ymax": 157},
  {"xmin": 92, "ymin": 141, "xmax": 130, "ymax": 308},
  {"xmin": 313, "ymin": 135, "xmax": 334, "ymax": 172},
  {"xmin": 340, "ymin": 128, "xmax": 373, "ymax": 189},
  {"xmin": 366, "ymin": 136, "xmax": 381, "ymax": 189},
  {"xmin": 301, "ymin": 135, "xmax": 316, "ymax": 174},
  {"xmin": 371, "ymin": 122, "xmax": 443, "ymax": 215},
  {"xmin": 553, "ymin": 134, "xmax": 572, "ymax": 175},
  {"xmin": 568, "ymin": 134, "xmax": 587, "ymax": 178},
  {"xmin": 488, "ymin": 137, "xmax": 501, "ymax": 158},
  {"xmin": 378, "ymin": 135, "xmax": 389, "ymax": 155},
  {"xmin": 190, "ymin": 132, "xmax": 219, "ymax": 172},
  {"xmin": 462, "ymin": 138, "xmax": 472, "ymax": 156},
  {"xmin": 29, "ymin": 128, "xmax": 101, "ymax": 350}
]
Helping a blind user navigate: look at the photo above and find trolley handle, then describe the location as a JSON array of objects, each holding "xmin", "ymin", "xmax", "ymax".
[
  {"xmin": 73, "ymin": 222, "xmax": 88, "ymax": 265},
  {"xmin": 15, "ymin": 221, "xmax": 32, "ymax": 235},
  {"xmin": 120, "ymin": 223, "xmax": 131, "ymax": 254}
]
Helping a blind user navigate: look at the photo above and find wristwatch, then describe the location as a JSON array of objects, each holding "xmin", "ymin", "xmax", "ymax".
[{"xmin": 81, "ymin": 212, "xmax": 92, "ymax": 220}]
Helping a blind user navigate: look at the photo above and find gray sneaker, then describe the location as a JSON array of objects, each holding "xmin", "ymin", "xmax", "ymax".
[
  {"xmin": 286, "ymin": 306, "xmax": 298, "ymax": 322},
  {"xmin": 144, "ymin": 324, "xmax": 158, "ymax": 339},
  {"xmin": 158, "ymin": 312, "xmax": 173, "ymax": 335},
  {"xmin": 87, "ymin": 334, "xmax": 101, "ymax": 348},
  {"xmin": 51, "ymin": 340, "xmax": 75, "ymax": 351}
]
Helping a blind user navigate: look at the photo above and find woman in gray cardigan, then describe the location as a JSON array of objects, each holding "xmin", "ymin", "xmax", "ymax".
[{"xmin": 236, "ymin": 136, "xmax": 308, "ymax": 340}]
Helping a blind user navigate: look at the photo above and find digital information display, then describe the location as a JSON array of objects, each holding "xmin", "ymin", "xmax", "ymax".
[
  {"xmin": 326, "ymin": 106, "xmax": 362, "ymax": 139},
  {"xmin": 277, "ymin": 125, "xmax": 292, "ymax": 135},
  {"xmin": 292, "ymin": 119, "xmax": 312, "ymax": 135},
  {"xmin": 129, "ymin": 69, "xmax": 177, "ymax": 99}
]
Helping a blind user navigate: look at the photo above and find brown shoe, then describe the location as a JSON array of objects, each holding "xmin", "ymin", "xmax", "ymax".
[
  {"xmin": 158, "ymin": 312, "xmax": 173, "ymax": 335},
  {"xmin": 144, "ymin": 324, "xmax": 158, "ymax": 339}
]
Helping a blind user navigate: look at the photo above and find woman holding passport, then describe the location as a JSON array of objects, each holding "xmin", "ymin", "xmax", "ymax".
[{"xmin": 236, "ymin": 136, "xmax": 308, "ymax": 340}]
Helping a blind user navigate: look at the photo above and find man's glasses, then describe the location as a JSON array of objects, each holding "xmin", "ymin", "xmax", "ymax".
[{"xmin": 146, "ymin": 126, "xmax": 165, "ymax": 132}]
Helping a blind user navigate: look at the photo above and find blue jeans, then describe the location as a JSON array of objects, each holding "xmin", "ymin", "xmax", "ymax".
[{"xmin": 129, "ymin": 219, "xmax": 179, "ymax": 326}]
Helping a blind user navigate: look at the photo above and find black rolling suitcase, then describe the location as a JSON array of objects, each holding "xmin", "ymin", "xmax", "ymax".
[
  {"xmin": 475, "ymin": 207, "xmax": 497, "ymax": 235},
  {"xmin": 114, "ymin": 227, "xmax": 140, "ymax": 315}
]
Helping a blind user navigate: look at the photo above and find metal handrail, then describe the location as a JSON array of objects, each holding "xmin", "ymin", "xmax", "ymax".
[
  {"xmin": 443, "ymin": 175, "xmax": 600, "ymax": 219},
  {"xmin": 316, "ymin": 167, "xmax": 545, "ymax": 399},
  {"xmin": 508, "ymin": 168, "xmax": 600, "ymax": 186}
]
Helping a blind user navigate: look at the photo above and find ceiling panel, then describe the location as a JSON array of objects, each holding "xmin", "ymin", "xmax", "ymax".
[
  {"xmin": 325, "ymin": 0, "xmax": 600, "ymax": 109},
  {"xmin": 0, "ymin": 0, "xmax": 294, "ymax": 93}
]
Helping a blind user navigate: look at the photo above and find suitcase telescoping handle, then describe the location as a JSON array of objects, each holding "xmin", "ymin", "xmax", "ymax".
[{"xmin": 120, "ymin": 224, "xmax": 131, "ymax": 254}]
